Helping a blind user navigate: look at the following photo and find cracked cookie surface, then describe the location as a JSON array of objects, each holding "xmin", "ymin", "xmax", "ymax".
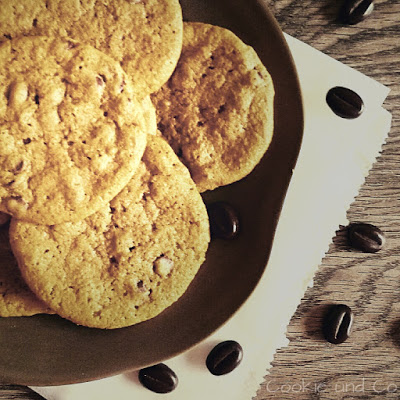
[
  {"xmin": 152, "ymin": 22, "xmax": 275, "ymax": 192},
  {"xmin": 0, "ymin": 0, "xmax": 183, "ymax": 97},
  {"xmin": 0, "ymin": 36, "xmax": 150, "ymax": 224},
  {"xmin": 0, "ymin": 223, "xmax": 53, "ymax": 317},
  {"xmin": 10, "ymin": 136, "xmax": 210, "ymax": 329}
]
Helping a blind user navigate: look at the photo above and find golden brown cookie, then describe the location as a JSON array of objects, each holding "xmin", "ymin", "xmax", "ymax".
[
  {"xmin": 152, "ymin": 22, "xmax": 275, "ymax": 192},
  {"xmin": 0, "ymin": 223, "xmax": 52, "ymax": 317},
  {"xmin": 10, "ymin": 136, "xmax": 210, "ymax": 329},
  {"xmin": 0, "ymin": 0, "xmax": 183, "ymax": 97},
  {"xmin": 0, "ymin": 36, "xmax": 150, "ymax": 224}
]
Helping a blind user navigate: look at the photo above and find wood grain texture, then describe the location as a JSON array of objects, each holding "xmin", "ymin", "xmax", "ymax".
[
  {"xmin": 1, "ymin": 0, "xmax": 399, "ymax": 398},
  {"xmin": 255, "ymin": 0, "xmax": 400, "ymax": 399}
]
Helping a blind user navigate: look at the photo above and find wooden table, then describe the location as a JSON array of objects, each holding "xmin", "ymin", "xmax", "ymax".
[
  {"xmin": 1, "ymin": 0, "xmax": 399, "ymax": 398},
  {"xmin": 257, "ymin": 0, "xmax": 400, "ymax": 399}
]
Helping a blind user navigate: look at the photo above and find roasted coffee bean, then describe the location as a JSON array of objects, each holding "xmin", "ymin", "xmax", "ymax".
[
  {"xmin": 322, "ymin": 304, "xmax": 354, "ymax": 344},
  {"xmin": 339, "ymin": 0, "xmax": 374, "ymax": 25},
  {"xmin": 347, "ymin": 222, "xmax": 385, "ymax": 253},
  {"xmin": 326, "ymin": 87, "xmax": 364, "ymax": 119},
  {"xmin": 138, "ymin": 363, "xmax": 178, "ymax": 393},
  {"xmin": 207, "ymin": 202, "xmax": 240, "ymax": 240},
  {"xmin": 206, "ymin": 340, "xmax": 243, "ymax": 375}
]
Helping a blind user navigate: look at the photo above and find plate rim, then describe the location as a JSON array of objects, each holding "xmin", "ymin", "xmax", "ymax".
[{"xmin": 0, "ymin": 0, "xmax": 304, "ymax": 386}]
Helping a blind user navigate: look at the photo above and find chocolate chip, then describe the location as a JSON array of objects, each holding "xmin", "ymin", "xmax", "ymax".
[
  {"xmin": 11, "ymin": 195, "xmax": 23, "ymax": 202},
  {"xmin": 136, "ymin": 280, "xmax": 144, "ymax": 289},
  {"xmin": 339, "ymin": 0, "xmax": 374, "ymax": 25},
  {"xmin": 218, "ymin": 104, "xmax": 226, "ymax": 113},
  {"xmin": 14, "ymin": 161, "xmax": 24, "ymax": 172},
  {"xmin": 347, "ymin": 222, "xmax": 385, "ymax": 253},
  {"xmin": 326, "ymin": 86, "xmax": 364, "ymax": 119},
  {"xmin": 322, "ymin": 304, "xmax": 354, "ymax": 344},
  {"xmin": 206, "ymin": 340, "xmax": 243, "ymax": 375},
  {"xmin": 207, "ymin": 202, "xmax": 240, "ymax": 240},
  {"xmin": 23, "ymin": 138, "xmax": 31, "ymax": 145},
  {"xmin": 96, "ymin": 76, "xmax": 104, "ymax": 86},
  {"xmin": 138, "ymin": 363, "xmax": 178, "ymax": 393},
  {"xmin": 67, "ymin": 41, "xmax": 78, "ymax": 49}
]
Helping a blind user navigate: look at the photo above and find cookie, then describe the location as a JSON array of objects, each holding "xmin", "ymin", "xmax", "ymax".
[
  {"xmin": 0, "ymin": 36, "xmax": 151, "ymax": 225},
  {"xmin": 0, "ymin": 0, "xmax": 183, "ymax": 97},
  {"xmin": 152, "ymin": 22, "xmax": 275, "ymax": 192},
  {"xmin": 0, "ymin": 223, "xmax": 52, "ymax": 317},
  {"xmin": 10, "ymin": 136, "xmax": 210, "ymax": 329}
]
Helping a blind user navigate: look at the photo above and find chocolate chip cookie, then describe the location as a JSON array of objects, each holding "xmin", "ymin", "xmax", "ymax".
[
  {"xmin": 0, "ymin": 223, "xmax": 52, "ymax": 317},
  {"xmin": 10, "ymin": 136, "xmax": 210, "ymax": 329},
  {"xmin": 0, "ymin": 36, "xmax": 150, "ymax": 224},
  {"xmin": 152, "ymin": 22, "xmax": 275, "ymax": 192},
  {"xmin": 0, "ymin": 0, "xmax": 183, "ymax": 97}
]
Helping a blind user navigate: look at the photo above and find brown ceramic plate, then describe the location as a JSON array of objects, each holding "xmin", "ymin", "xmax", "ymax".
[{"xmin": 0, "ymin": 0, "xmax": 303, "ymax": 386}]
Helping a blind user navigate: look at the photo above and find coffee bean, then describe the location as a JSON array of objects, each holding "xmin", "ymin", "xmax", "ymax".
[
  {"xmin": 322, "ymin": 304, "xmax": 354, "ymax": 344},
  {"xmin": 326, "ymin": 87, "xmax": 364, "ymax": 119},
  {"xmin": 206, "ymin": 202, "xmax": 240, "ymax": 240},
  {"xmin": 339, "ymin": 0, "xmax": 374, "ymax": 25},
  {"xmin": 206, "ymin": 340, "xmax": 243, "ymax": 375},
  {"xmin": 347, "ymin": 222, "xmax": 385, "ymax": 253},
  {"xmin": 138, "ymin": 363, "xmax": 178, "ymax": 393}
]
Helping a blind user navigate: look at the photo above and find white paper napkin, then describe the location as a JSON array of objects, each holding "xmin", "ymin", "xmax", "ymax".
[{"xmin": 31, "ymin": 34, "xmax": 392, "ymax": 400}]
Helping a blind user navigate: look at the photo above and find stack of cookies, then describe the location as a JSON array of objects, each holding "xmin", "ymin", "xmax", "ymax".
[{"xmin": 0, "ymin": 0, "xmax": 274, "ymax": 329}]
